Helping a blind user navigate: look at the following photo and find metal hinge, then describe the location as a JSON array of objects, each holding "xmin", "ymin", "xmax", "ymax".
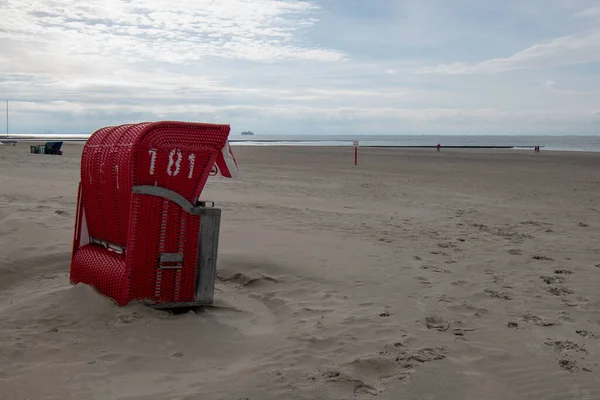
[
  {"xmin": 159, "ymin": 253, "xmax": 184, "ymax": 269},
  {"xmin": 89, "ymin": 237, "xmax": 126, "ymax": 255}
]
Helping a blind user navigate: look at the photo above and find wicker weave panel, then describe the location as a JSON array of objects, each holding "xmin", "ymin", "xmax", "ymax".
[
  {"xmin": 126, "ymin": 193, "xmax": 201, "ymax": 303},
  {"xmin": 71, "ymin": 245, "xmax": 128, "ymax": 305}
]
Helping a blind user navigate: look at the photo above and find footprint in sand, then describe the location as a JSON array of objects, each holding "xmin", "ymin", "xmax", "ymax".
[
  {"xmin": 323, "ymin": 370, "xmax": 341, "ymax": 380},
  {"xmin": 540, "ymin": 275, "xmax": 566, "ymax": 284},
  {"xmin": 533, "ymin": 255, "xmax": 554, "ymax": 261},
  {"xmin": 324, "ymin": 344, "xmax": 442, "ymax": 395},
  {"xmin": 558, "ymin": 359, "xmax": 584, "ymax": 373},
  {"xmin": 424, "ymin": 316, "xmax": 450, "ymax": 332},
  {"xmin": 545, "ymin": 339, "xmax": 587, "ymax": 353},
  {"xmin": 431, "ymin": 267, "xmax": 452, "ymax": 274},
  {"xmin": 547, "ymin": 286, "xmax": 574, "ymax": 296},
  {"xmin": 556, "ymin": 357, "xmax": 593, "ymax": 373},
  {"xmin": 448, "ymin": 301, "xmax": 488, "ymax": 318},
  {"xmin": 322, "ymin": 369, "xmax": 380, "ymax": 396},
  {"xmin": 509, "ymin": 249, "xmax": 523, "ymax": 255},
  {"xmin": 576, "ymin": 330, "xmax": 599, "ymax": 339},
  {"xmin": 562, "ymin": 297, "xmax": 586, "ymax": 307},
  {"xmin": 438, "ymin": 295, "xmax": 456, "ymax": 304},
  {"xmin": 484, "ymin": 288, "xmax": 512, "ymax": 300},
  {"xmin": 354, "ymin": 383, "xmax": 379, "ymax": 396},
  {"xmin": 415, "ymin": 276, "xmax": 432, "ymax": 287},
  {"xmin": 451, "ymin": 280, "xmax": 470, "ymax": 287},
  {"xmin": 522, "ymin": 313, "xmax": 560, "ymax": 327},
  {"xmin": 379, "ymin": 309, "xmax": 392, "ymax": 318},
  {"xmin": 113, "ymin": 312, "xmax": 143, "ymax": 326},
  {"xmin": 403, "ymin": 347, "xmax": 446, "ymax": 363},
  {"xmin": 520, "ymin": 220, "xmax": 543, "ymax": 226},
  {"xmin": 559, "ymin": 311, "xmax": 573, "ymax": 322},
  {"xmin": 553, "ymin": 269, "xmax": 573, "ymax": 275},
  {"xmin": 386, "ymin": 345, "xmax": 447, "ymax": 372}
]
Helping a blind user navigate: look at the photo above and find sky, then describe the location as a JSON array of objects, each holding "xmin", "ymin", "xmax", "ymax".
[{"xmin": 1, "ymin": 0, "xmax": 600, "ymax": 135}]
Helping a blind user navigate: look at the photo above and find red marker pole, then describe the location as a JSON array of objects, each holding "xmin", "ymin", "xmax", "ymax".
[{"xmin": 353, "ymin": 140, "xmax": 359, "ymax": 166}]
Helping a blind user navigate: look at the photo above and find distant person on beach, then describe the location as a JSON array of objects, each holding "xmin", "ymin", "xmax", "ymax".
[{"xmin": 436, "ymin": 143, "xmax": 441, "ymax": 152}]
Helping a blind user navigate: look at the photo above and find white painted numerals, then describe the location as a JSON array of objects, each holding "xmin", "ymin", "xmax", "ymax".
[
  {"xmin": 148, "ymin": 149, "xmax": 157, "ymax": 175},
  {"xmin": 187, "ymin": 154, "xmax": 195, "ymax": 179},
  {"xmin": 167, "ymin": 149, "xmax": 182, "ymax": 176},
  {"xmin": 148, "ymin": 149, "xmax": 196, "ymax": 179}
]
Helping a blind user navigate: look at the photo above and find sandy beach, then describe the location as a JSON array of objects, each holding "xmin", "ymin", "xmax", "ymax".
[{"xmin": 1, "ymin": 143, "xmax": 599, "ymax": 399}]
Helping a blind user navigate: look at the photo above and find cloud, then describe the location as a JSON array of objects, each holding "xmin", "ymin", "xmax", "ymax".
[
  {"xmin": 574, "ymin": 6, "xmax": 600, "ymax": 20},
  {"xmin": 2, "ymin": 0, "xmax": 600, "ymax": 135},
  {"xmin": 0, "ymin": 0, "xmax": 344, "ymax": 63},
  {"xmin": 9, "ymin": 99, "xmax": 597, "ymax": 124},
  {"xmin": 406, "ymin": 28, "xmax": 600, "ymax": 75},
  {"xmin": 544, "ymin": 79, "xmax": 600, "ymax": 95}
]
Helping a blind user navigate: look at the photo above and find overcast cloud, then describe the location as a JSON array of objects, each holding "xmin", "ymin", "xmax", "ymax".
[{"xmin": 1, "ymin": 0, "xmax": 600, "ymax": 135}]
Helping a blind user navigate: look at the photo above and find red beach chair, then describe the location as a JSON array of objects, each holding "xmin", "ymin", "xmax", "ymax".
[{"xmin": 70, "ymin": 121, "xmax": 237, "ymax": 308}]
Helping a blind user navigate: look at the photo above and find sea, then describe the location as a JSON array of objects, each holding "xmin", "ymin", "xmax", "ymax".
[
  {"xmin": 5, "ymin": 134, "xmax": 600, "ymax": 152},
  {"xmin": 233, "ymin": 135, "xmax": 600, "ymax": 152}
]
